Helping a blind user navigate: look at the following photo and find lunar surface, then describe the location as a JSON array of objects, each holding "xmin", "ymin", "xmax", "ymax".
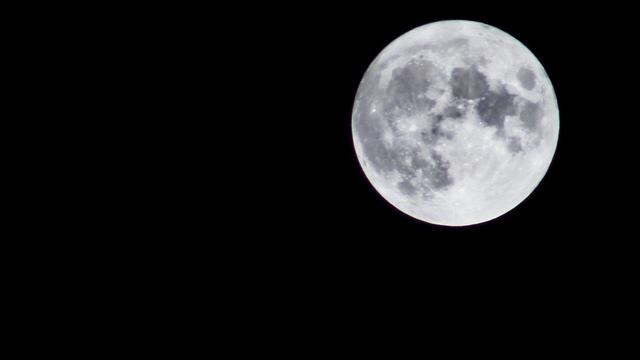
[{"xmin": 352, "ymin": 20, "xmax": 559, "ymax": 226}]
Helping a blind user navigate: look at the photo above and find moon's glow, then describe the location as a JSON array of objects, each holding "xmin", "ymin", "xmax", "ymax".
[{"xmin": 352, "ymin": 21, "xmax": 559, "ymax": 226}]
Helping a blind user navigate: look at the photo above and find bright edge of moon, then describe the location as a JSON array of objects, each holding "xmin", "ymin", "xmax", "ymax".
[{"xmin": 352, "ymin": 20, "xmax": 559, "ymax": 226}]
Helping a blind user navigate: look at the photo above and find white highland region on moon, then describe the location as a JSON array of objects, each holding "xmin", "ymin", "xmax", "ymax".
[{"xmin": 352, "ymin": 20, "xmax": 559, "ymax": 226}]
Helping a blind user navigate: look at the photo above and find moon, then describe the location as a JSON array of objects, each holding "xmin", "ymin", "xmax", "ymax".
[{"xmin": 352, "ymin": 20, "xmax": 559, "ymax": 226}]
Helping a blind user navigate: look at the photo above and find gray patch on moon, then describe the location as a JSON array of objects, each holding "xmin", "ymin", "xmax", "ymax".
[
  {"xmin": 353, "ymin": 58, "xmax": 455, "ymax": 187},
  {"xmin": 420, "ymin": 115, "xmax": 453, "ymax": 145},
  {"xmin": 428, "ymin": 152, "xmax": 453, "ymax": 188},
  {"xmin": 420, "ymin": 128, "xmax": 437, "ymax": 144},
  {"xmin": 476, "ymin": 87, "xmax": 517, "ymax": 129},
  {"xmin": 354, "ymin": 99, "xmax": 454, "ymax": 193},
  {"xmin": 450, "ymin": 67, "xmax": 489, "ymax": 99},
  {"xmin": 517, "ymin": 68, "xmax": 536, "ymax": 90},
  {"xmin": 396, "ymin": 148, "xmax": 454, "ymax": 193},
  {"xmin": 506, "ymin": 136, "xmax": 523, "ymax": 153},
  {"xmin": 384, "ymin": 59, "xmax": 436, "ymax": 115},
  {"xmin": 398, "ymin": 179, "xmax": 417, "ymax": 196},
  {"xmin": 353, "ymin": 112, "xmax": 394, "ymax": 172},
  {"xmin": 520, "ymin": 100, "xmax": 543, "ymax": 130},
  {"xmin": 443, "ymin": 103, "xmax": 466, "ymax": 118},
  {"xmin": 431, "ymin": 121, "xmax": 453, "ymax": 140}
]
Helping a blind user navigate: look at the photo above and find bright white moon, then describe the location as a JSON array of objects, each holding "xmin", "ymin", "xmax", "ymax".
[{"xmin": 352, "ymin": 20, "xmax": 559, "ymax": 226}]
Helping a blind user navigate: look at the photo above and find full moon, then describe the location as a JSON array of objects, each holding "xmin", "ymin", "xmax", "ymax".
[{"xmin": 352, "ymin": 20, "xmax": 559, "ymax": 226}]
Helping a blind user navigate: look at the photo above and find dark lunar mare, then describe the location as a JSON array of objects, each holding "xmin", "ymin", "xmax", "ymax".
[
  {"xmin": 450, "ymin": 67, "xmax": 489, "ymax": 99},
  {"xmin": 427, "ymin": 152, "xmax": 453, "ymax": 189},
  {"xmin": 396, "ymin": 150, "xmax": 453, "ymax": 196},
  {"xmin": 517, "ymin": 68, "xmax": 536, "ymax": 90},
  {"xmin": 449, "ymin": 66, "xmax": 519, "ymax": 130},
  {"xmin": 506, "ymin": 137, "xmax": 523, "ymax": 153},
  {"xmin": 397, "ymin": 179, "xmax": 417, "ymax": 196},
  {"xmin": 476, "ymin": 87, "xmax": 518, "ymax": 129},
  {"xmin": 354, "ymin": 59, "xmax": 454, "ymax": 195},
  {"xmin": 520, "ymin": 100, "xmax": 543, "ymax": 130},
  {"xmin": 446, "ymin": 66, "xmax": 546, "ymax": 154},
  {"xmin": 383, "ymin": 59, "xmax": 436, "ymax": 116}
]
